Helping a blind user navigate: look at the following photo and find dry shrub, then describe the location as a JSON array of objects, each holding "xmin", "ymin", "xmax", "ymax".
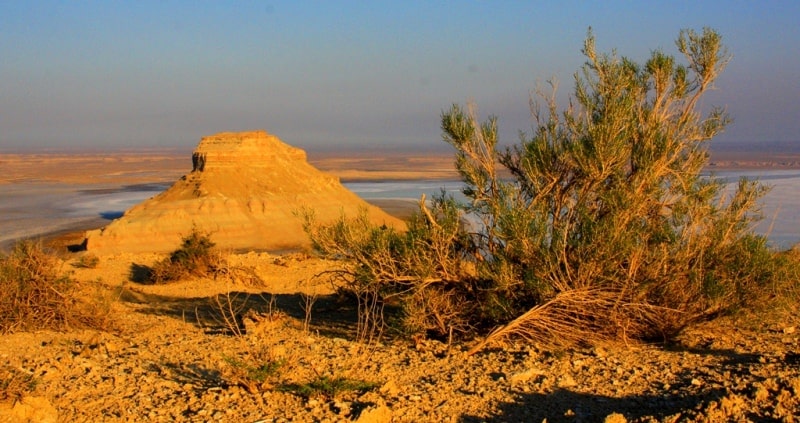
[
  {"xmin": 210, "ymin": 290, "xmax": 250, "ymax": 336},
  {"xmin": 303, "ymin": 196, "xmax": 478, "ymax": 341},
  {"xmin": 0, "ymin": 241, "xmax": 111, "ymax": 333},
  {"xmin": 71, "ymin": 253, "xmax": 99, "ymax": 269},
  {"xmin": 76, "ymin": 279, "xmax": 117, "ymax": 331},
  {"xmin": 298, "ymin": 275, "xmax": 328, "ymax": 333},
  {"xmin": 401, "ymin": 284, "xmax": 473, "ymax": 337},
  {"xmin": 468, "ymin": 288, "xmax": 674, "ymax": 354}
]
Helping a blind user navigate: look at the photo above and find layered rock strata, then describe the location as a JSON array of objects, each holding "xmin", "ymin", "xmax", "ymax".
[{"xmin": 83, "ymin": 130, "xmax": 404, "ymax": 253}]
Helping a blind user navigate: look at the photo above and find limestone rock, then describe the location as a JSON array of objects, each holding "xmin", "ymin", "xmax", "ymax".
[
  {"xmin": 83, "ymin": 130, "xmax": 405, "ymax": 254},
  {"xmin": 9, "ymin": 396, "xmax": 58, "ymax": 423},
  {"xmin": 355, "ymin": 402, "xmax": 392, "ymax": 423}
]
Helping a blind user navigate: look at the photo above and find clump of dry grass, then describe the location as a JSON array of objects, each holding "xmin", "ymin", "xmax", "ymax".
[
  {"xmin": 71, "ymin": 253, "xmax": 100, "ymax": 269},
  {"xmin": 0, "ymin": 241, "xmax": 111, "ymax": 334},
  {"xmin": 0, "ymin": 365, "xmax": 36, "ymax": 402}
]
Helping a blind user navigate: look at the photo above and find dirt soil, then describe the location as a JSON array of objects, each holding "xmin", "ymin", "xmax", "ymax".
[{"xmin": 0, "ymin": 249, "xmax": 798, "ymax": 423}]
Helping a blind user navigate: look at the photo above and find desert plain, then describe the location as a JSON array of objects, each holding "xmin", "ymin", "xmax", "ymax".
[{"xmin": 0, "ymin": 146, "xmax": 799, "ymax": 422}]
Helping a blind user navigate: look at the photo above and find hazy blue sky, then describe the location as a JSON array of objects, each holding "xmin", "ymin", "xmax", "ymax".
[{"xmin": 1, "ymin": 1, "xmax": 798, "ymax": 152}]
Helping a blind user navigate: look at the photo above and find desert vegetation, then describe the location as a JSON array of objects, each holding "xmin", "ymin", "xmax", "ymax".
[
  {"xmin": 0, "ymin": 365, "xmax": 37, "ymax": 403},
  {"xmin": 129, "ymin": 226, "xmax": 259, "ymax": 287},
  {"xmin": 306, "ymin": 28, "xmax": 799, "ymax": 350},
  {"xmin": 146, "ymin": 226, "xmax": 224, "ymax": 284},
  {"xmin": 0, "ymin": 241, "xmax": 111, "ymax": 334}
]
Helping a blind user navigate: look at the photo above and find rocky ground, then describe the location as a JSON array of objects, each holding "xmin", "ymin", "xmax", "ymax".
[
  {"xmin": 1, "ymin": 152, "xmax": 799, "ymax": 422},
  {"xmin": 1, "ymin": 250, "xmax": 798, "ymax": 423}
]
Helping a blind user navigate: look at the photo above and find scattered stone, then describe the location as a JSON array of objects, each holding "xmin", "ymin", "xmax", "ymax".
[
  {"xmin": 355, "ymin": 403, "xmax": 392, "ymax": 423},
  {"xmin": 558, "ymin": 374, "xmax": 577, "ymax": 388},
  {"xmin": 10, "ymin": 396, "xmax": 58, "ymax": 423},
  {"xmin": 604, "ymin": 412, "xmax": 627, "ymax": 423},
  {"xmin": 509, "ymin": 368, "xmax": 544, "ymax": 384},
  {"xmin": 754, "ymin": 386, "xmax": 770, "ymax": 402},
  {"xmin": 379, "ymin": 380, "xmax": 401, "ymax": 396}
]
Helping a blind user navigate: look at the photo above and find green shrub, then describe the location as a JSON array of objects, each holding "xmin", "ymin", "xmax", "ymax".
[
  {"xmin": 222, "ymin": 353, "xmax": 285, "ymax": 394},
  {"xmin": 148, "ymin": 227, "xmax": 222, "ymax": 283},
  {"xmin": 307, "ymin": 28, "xmax": 791, "ymax": 350}
]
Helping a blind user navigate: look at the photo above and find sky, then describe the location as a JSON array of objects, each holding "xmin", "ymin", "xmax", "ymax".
[{"xmin": 1, "ymin": 1, "xmax": 799, "ymax": 153}]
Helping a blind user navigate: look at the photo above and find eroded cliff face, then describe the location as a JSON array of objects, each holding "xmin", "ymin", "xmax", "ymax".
[
  {"xmin": 190, "ymin": 131, "xmax": 307, "ymax": 172},
  {"xmin": 83, "ymin": 130, "xmax": 405, "ymax": 254}
]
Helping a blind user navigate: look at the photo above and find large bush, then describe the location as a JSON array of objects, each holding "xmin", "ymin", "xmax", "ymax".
[{"xmin": 307, "ymin": 28, "xmax": 785, "ymax": 349}]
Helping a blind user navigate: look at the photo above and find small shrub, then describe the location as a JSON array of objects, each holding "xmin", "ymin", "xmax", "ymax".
[
  {"xmin": 72, "ymin": 253, "xmax": 100, "ymax": 269},
  {"xmin": 222, "ymin": 352, "xmax": 285, "ymax": 394},
  {"xmin": 0, "ymin": 241, "xmax": 110, "ymax": 333},
  {"xmin": 148, "ymin": 226, "xmax": 223, "ymax": 283}
]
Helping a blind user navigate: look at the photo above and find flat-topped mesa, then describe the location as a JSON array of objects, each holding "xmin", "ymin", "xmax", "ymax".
[
  {"xmin": 82, "ymin": 130, "xmax": 406, "ymax": 254},
  {"xmin": 191, "ymin": 130, "xmax": 306, "ymax": 172}
]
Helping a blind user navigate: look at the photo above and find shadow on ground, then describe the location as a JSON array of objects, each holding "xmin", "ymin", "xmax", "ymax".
[
  {"xmin": 459, "ymin": 344, "xmax": 778, "ymax": 422},
  {"xmin": 119, "ymin": 282, "xmax": 363, "ymax": 339},
  {"xmin": 458, "ymin": 386, "xmax": 726, "ymax": 422}
]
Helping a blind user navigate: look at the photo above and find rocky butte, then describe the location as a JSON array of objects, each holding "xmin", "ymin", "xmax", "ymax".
[{"xmin": 82, "ymin": 130, "xmax": 405, "ymax": 254}]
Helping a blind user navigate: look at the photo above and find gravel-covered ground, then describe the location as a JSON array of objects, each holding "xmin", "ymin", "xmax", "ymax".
[{"xmin": 1, "ymin": 252, "xmax": 798, "ymax": 422}]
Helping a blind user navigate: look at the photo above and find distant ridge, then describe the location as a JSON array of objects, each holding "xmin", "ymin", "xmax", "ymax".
[{"xmin": 711, "ymin": 141, "xmax": 800, "ymax": 154}]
